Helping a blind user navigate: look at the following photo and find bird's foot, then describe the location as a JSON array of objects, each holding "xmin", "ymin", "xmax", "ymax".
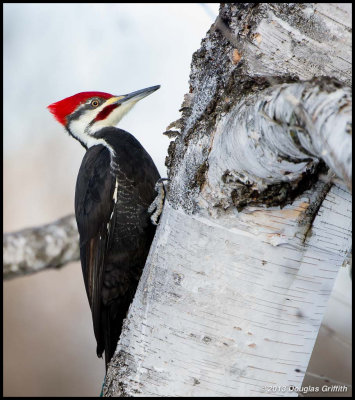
[{"xmin": 148, "ymin": 178, "xmax": 170, "ymax": 225}]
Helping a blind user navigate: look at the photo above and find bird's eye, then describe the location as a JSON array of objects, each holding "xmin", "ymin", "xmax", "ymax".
[{"xmin": 91, "ymin": 99, "xmax": 100, "ymax": 107}]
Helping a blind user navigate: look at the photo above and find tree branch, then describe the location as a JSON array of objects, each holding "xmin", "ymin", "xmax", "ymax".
[
  {"xmin": 3, "ymin": 214, "xmax": 79, "ymax": 280},
  {"xmin": 165, "ymin": 3, "xmax": 352, "ymax": 215},
  {"xmin": 201, "ymin": 78, "xmax": 352, "ymax": 212}
]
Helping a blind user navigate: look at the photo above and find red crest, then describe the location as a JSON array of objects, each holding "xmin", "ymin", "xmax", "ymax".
[{"xmin": 47, "ymin": 91, "xmax": 113, "ymax": 125}]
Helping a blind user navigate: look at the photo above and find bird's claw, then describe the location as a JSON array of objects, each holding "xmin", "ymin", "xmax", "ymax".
[{"xmin": 148, "ymin": 178, "xmax": 170, "ymax": 225}]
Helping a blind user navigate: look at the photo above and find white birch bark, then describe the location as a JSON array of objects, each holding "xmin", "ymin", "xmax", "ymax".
[{"xmin": 103, "ymin": 3, "xmax": 352, "ymax": 396}]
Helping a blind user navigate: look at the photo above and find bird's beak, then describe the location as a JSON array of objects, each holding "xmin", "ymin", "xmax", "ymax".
[{"xmin": 109, "ymin": 85, "xmax": 160, "ymax": 106}]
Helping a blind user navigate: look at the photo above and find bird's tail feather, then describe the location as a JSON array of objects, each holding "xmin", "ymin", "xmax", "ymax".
[{"xmin": 103, "ymin": 305, "xmax": 126, "ymax": 370}]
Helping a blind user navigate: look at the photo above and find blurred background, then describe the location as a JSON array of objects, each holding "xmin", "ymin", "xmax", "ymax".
[{"xmin": 3, "ymin": 3, "xmax": 351, "ymax": 397}]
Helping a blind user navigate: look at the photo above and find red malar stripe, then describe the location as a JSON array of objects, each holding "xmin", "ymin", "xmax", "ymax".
[{"xmin": 95, "ymin": 103, "xmax": 119, "ymax": 121}]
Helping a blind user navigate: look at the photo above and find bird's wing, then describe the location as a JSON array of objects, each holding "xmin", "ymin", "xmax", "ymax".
[
  {"xmin": 74, "ymin": 145, "xmax": 115, "ymax": 354},
  {"xmin": 75, "ymin": 134, "xmax": 161, "ymax": 363}
]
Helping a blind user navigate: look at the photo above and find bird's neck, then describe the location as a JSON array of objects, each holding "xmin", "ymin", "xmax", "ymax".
[{"xmin": 67, "ymin": 125, "xmax": 117, "ymax": 159}]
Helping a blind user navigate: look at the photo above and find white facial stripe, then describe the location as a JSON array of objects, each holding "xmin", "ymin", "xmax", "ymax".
[
  {"xmin": 89, "ymin": 100, "xmax": 137, "ymax": 134},
  {"xmin": 68, "ymin": 96, "xmax": 143, "ymax": 151},
  {"xmin": 68, "ymin": 105, "xmax": 115, "ymax": 155},
  {"xmin": 68, "ymin": 100, "xmax": 108, "ymax": 145}
]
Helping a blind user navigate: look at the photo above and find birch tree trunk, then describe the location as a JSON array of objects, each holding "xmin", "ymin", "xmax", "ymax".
[{"xmin": 103, "ymin": 3, "xmax": 351, "ymax": 397}]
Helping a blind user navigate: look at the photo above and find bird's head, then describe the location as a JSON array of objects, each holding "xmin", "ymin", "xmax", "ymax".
[{"xmin": 48, "ymin": 85, "xmax": 160, "ymax": 148}]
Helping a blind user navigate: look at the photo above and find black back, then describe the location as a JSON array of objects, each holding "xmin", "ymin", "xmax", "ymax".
[{"xmin": 75, "ymin": 128, "xmax": 160, "ymax": 367}]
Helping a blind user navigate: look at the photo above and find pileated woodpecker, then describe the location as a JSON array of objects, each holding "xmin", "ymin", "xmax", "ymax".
[{"xmin": 48, "ymin": 85, "xmax": 161, "ymax": 367}]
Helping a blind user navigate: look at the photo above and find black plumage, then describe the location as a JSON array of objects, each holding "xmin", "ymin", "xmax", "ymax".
[{"xmin": 75, "ymin": 127, "xmax": 160, "ymax": 367}]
